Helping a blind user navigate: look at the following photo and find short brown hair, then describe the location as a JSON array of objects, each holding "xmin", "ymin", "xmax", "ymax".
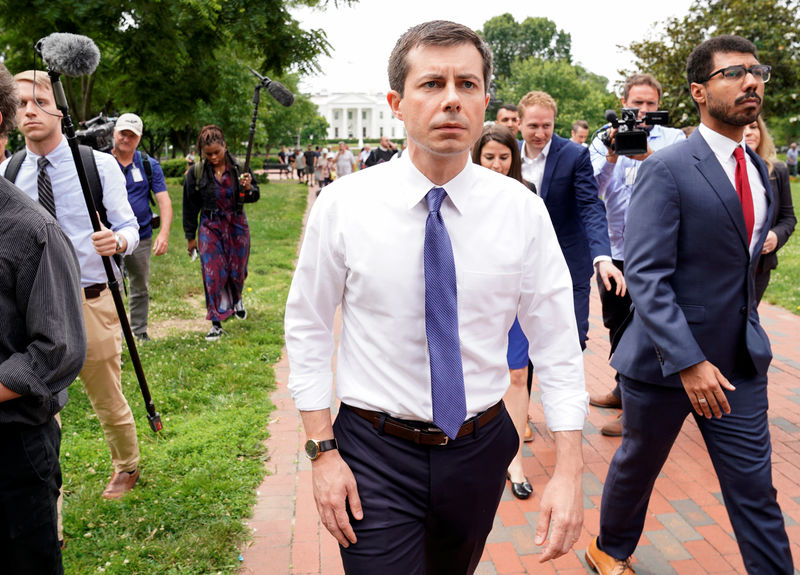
[
  {"xmin": 388, "ymin": 20, "xmax": 492, "ymax": 97},
  {"xmin": 623, "ymin": 73, "xmax": 662, "ymax": 101},
  {"xmin": 0, "ymin": 64, "xmax": 19, "ymax": 137},
  {"xmin": 517, "ymin": 91, "xmax": 557, "ymax": 119},
  {"xmin": 571, "ymin": 120, "xmax": 589, "ymax": 132}
]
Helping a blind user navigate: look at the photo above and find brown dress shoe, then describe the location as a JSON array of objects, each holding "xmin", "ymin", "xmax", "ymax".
[
  {"xmin": 601, "ymin": 414, "xmax": 623, "ymax": 437},
  {"xmin": 586, "ymin": 536, "xmax": 635, "ymax": 574},
  {"xmin": 102, "ymin": 469, "xmax": 139, "ymax": 499},
  {"xmin": 590, "ymin": 390, "xmax": 622, "ymax": 409}
]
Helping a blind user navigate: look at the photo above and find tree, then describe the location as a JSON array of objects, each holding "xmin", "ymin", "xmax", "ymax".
[
  {"xmin": 625, "ymin": 0, "xmax": 800, "ymax": 136},
  {"xmin": 0, "ymin": 0, "xmax": 351, "ymax": 152},
  {"xmin": 498, "ymin": 58, "xmax": 618, "ymax": 136},
  {"xmin": 479, "ymin": 13, "xmax": 572, "ymax": 82}
]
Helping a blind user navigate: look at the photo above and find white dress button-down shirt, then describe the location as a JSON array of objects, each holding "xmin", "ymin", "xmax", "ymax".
[{"xmin": 285, "ymin": 154, "xmax": 588, "ymax": 431}]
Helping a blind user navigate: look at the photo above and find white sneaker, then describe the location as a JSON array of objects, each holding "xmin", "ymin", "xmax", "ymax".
[
  {"xmin": 234, "ymin": 300, "xmax": 247, "ymax": 320},
  {"xmin": 206, "ymin": 325, "xmax": 224, "ymax": 341}
]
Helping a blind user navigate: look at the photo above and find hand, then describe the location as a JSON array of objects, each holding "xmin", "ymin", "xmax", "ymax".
[
  {"xmin": 186, "ymin": 238, "xmax": 197, "ymax": 256},
  {"xmin": 91, "ymin": 219, "xmax": 121, "ymax": 257},
  {"xmin": 628, "ymin": 142, "xmax": 654, "ymax": 162},
  {"xmin": 595, "ymin": 260, "xmax": 626, "ymax": 297},
  {"xmin": 311, "ymin": 450, "xmax": 363, "ymax": 547},
  {"xmin": 153, "ymin": 232, "xmax": 169, "ymax": 256},
  {"xmin": 604, "ymin": 128, "xmax": 619, "ymax": 164},
  {"xmin": 679, "ymin": 360, "xmax": 736, "ymax": 418},
  {"xmin": 535, "ymin": 468, "xmax": 583, "ymax": 562},
  {"xmin": 762, "ymin": 230, "xmax": 778, "ymax": 254},
  {"xmin": 239, "ymin": 172, "xmax": 252, "ymax": 191}
]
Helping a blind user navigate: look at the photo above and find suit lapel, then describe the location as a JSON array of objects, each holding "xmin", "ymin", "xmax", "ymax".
[
  {"xmin": 540, "ymin": 135, "xmax": 564, "ymax": 201},
  {"xmin": 690, "ymin": 132, "xmax": 750, "ymax": 254}
]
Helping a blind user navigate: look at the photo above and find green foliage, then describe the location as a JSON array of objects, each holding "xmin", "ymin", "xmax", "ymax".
[
  {"xmin": 626, "ymin": 0, "xmax": 800, "ymax": 131},
  {"xmin": 60, "ymin": 178, "xmax": 308, "ymax": 574},
  {"xmin": 498, "ymin": 58, "xmax": 618, "ymax": 135},
  {"xmin": 159, "ymin": 158, "xmax": 189, "ymax": 178},
  {"xmin": 479, "ymin": 13, "xmax": 572, "ymax": 82},
  {"xmin": 0, "ymin": 0, "xmax": 348, "ymax": 151}
]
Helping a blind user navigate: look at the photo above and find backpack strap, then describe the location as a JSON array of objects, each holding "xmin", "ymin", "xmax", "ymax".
[
  {"xmin": 3, "ymin": 149, "xmax": 26, "ymax": 183},
  {"xmin": 139, "ymin": 150, "xmax": 156, "ymax": 206},
  {"xmin": 193, "ymin": 159, "xmax": 204, "ymax": 194}
]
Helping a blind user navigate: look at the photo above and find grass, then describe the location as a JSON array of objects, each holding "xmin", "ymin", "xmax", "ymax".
[
  {"xmin": 61, "ymin": 178, "xmax": 308, "ymax": 574},
  {"xmin": 759, "ymin": 178, "xmax": 800, "ymax": 313}
]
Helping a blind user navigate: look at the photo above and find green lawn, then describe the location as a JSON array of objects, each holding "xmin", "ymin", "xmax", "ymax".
[
  {"xmin": 759, "ymin": 178, "xmax": 800, "ymax": 312},
  {"xmin": 61, "ymin": 178, "xmax": 308, "ymax": 574}
]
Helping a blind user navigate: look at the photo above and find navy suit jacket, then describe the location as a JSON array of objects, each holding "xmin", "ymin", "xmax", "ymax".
[
  {"xmin": 611, "ymin": 129, "xmax": 774, "ymax": 386},
  {"xmin": 520, "ymin": 134, "xmax": 611, "ymax": 284}
]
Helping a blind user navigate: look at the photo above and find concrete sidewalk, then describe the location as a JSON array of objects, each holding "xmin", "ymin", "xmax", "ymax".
[{"xmin": 240, "ymin": 183, "xmax": 800, "ymax": 574}]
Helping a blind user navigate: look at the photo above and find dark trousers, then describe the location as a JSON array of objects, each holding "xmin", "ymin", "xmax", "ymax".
[
  {"xmin": 573, "ymin": 280, "xmax": 590, "ymax": 350},
  {"xmin": 334, "ymin": 403, "xmax": 518, "ymax": 575},
  {"xmin": 598, "ymin": 376, "xmax": 793, "ymax": 573},
  {"xmin": 0, "ymin": 418, "xmax": 63, "ymax": 575},
  {"xmin": 596, "ymin": 259, "xmax": 631, "ymax": 398}
]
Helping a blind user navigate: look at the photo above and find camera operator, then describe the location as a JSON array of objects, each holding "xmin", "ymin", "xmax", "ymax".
[{"xmin": 588, "ymin": 74, "xmax": 685, "ymax": 436}]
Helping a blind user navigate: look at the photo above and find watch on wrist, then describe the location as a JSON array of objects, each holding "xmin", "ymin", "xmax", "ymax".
[
  {"xmin": 305, "ymin": 438, "xmax": 338, "ymax": 461},
  {"xmin": 114, "ymin": 233, "xmax": 124, "ymax": 254}
]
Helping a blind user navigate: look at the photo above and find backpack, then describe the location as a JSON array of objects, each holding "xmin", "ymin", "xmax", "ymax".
[{"xmin": 4, "ymin": 144, "xmax": 123, "ymax": 266}]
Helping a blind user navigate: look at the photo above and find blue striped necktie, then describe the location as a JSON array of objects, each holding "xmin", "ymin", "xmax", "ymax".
[{"xmin": 424, "ymin": 186, "xmax": 466, "ymax": 439}]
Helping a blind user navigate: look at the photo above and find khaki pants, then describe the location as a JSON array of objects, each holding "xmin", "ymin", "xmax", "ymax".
[{"xmin": 80, "ymin": 287, "xmax": 139, "ymax": 473}]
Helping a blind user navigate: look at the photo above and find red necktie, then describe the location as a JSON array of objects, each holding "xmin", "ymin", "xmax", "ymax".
[{"xmin": 733, "ymin": 146, "xmax": 754, "ymax": 244}]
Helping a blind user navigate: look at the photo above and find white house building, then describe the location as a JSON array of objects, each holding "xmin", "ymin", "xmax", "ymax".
[{"xmin": 310, "ymin": 91, "xmax": 406, "ymax": 143}]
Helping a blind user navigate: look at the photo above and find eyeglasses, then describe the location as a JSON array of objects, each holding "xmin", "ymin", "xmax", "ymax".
[{"xmin": 704, "ymin": 65, "xmax": 772, "ymax": 83}]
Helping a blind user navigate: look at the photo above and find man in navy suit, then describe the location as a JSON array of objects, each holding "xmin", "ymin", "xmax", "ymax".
[
  {"xmin": 586, "ymin": 35, "xmax": 793, "ymax": 575},
  {"xmin": 517, "ymin": 91, "xmax": 624, "ymax": 349}
]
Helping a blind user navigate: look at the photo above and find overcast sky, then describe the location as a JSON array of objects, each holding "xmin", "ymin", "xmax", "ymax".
[{"xmin": 290, "ymin": 1, "xmax": 695, "ymax": 96}]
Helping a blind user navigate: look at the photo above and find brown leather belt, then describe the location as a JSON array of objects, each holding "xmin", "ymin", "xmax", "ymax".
[
  {"xmin": 83, "ymin": 283, "xmax": 107, "ymax": 299},
  {"xmin": 344, "ymin": 401, "xmax": 504, "ymax": 446}
]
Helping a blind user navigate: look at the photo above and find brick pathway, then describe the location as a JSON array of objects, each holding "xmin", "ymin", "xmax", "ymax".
[{"xmin": 240, "ymin": 185, "xmax": 800, "ymax": 575}]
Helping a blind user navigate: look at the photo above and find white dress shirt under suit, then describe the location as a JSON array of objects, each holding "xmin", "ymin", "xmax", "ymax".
[{"xmin": 285, "ymin": 154, "xmax": 588, "ymax": 432}]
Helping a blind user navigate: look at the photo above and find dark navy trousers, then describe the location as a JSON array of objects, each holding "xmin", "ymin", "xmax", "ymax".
[
  {"xmin": 333, "ymin": 403, "xmax": 518, "ymax": 575},
  {"xmin": 599, "ymin": 375, "xmax": 793, "ymax": 574}
]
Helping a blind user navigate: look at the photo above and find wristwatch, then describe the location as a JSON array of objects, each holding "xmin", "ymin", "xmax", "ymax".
[
  {"xmin": 305, "ymin": 438, "xmax": 338, "ymax": 461},
  {"xmin": 114, "ymin": 233, "xmax": 124, "ymax": 254}
]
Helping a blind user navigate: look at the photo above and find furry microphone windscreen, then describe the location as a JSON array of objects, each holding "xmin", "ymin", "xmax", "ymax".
[
  {"xmin": 37, "ymin": 33, "xmax": 100, "ymax": 77},
  {"xmin": 267, "ymin": 80, "xmax": 295, "ymax": 107}
]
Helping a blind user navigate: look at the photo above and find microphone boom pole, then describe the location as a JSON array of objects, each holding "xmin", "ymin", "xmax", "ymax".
[
  {"xmin": 244, "ymin": 67, "xmax": 294, "ymax": 175},
  {"xmin": 39, "ymin": 35, "xmax": 162, "ymax": 433}
]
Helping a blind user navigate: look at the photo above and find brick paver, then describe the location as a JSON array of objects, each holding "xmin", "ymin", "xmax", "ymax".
[{"xmin": 240, "ymin": 184, "xmax": 800, "ymax": 574}]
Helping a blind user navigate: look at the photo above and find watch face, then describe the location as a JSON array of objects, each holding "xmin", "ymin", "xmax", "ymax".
[{"xmin": 305, "ymin": 439, "xmax": 319, "ymax": 460}]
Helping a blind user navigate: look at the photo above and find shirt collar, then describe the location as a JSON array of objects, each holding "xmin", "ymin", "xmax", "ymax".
[
  {"xmin": 27, "ymin": 135, "xmax": 69, "ymax": 167},
  {"xmin": 522, "ymin": 138, "xmax": 551, "ymax": 163},
  {"xmin": 401, "ymin": 152, "xmax": 473, "ymax": 214},
  {"xmin": 698, "ymin": 122, "xmax": 745, "ymax": 160}
]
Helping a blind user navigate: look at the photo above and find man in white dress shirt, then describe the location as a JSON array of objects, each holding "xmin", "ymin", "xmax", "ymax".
[
  {"xmin": 284, "ymin": 20, "xmax": 587, "ymax": 574},
  {"xmin": 1, "ymin": 71, "xmax": 142, "ymax": 501}
]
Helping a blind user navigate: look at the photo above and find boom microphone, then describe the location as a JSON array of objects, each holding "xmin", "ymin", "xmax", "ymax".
[
  {"xmin": 35, "ymin": 33, "xmax": 100, "ymax": 77},
  {"xmin": 247, "ymin": 67, "xmax": 295, "ymax": 107}
]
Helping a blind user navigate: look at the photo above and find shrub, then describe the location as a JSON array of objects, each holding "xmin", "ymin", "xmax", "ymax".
[{"xmin": 160, "ymin": 158, "xmax": 189, "ymax": 178}]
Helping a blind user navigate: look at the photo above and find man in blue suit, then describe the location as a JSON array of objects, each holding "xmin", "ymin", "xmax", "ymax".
[
  {"xmin": 586, "ymin": 35, "xmax": 793, "ymax": 575},
  {"xmin": 517, "ymin": 91, "xmax": 624, "ymax": 349}
]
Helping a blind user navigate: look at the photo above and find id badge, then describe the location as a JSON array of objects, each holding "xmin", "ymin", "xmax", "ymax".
[
  {"xmin": 624, "ymin": 166, "xmax": 638, "ymax": 186},
  {"xmin": 131, "ymin": 167, "xmax": 144, "ymax": 182}
]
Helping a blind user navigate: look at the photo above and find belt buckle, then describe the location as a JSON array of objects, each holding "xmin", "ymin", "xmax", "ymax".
[{"xmin": 438, "ymin": 436, "xmax": 449, "ymax": 446}]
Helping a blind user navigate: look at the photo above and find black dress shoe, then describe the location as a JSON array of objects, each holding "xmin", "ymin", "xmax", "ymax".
[{"xmin": 507, "ymin": 474, "xmax": 532, "ymax": 500}]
